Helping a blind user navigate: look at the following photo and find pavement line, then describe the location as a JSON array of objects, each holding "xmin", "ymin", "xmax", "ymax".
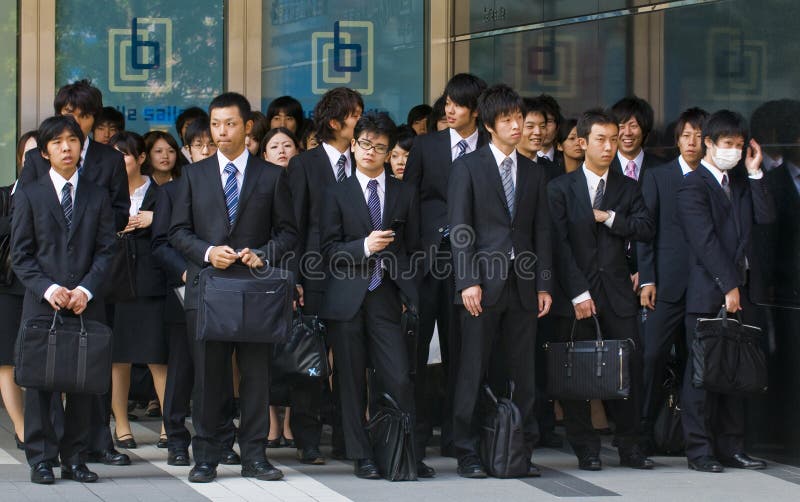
[{"xmin": 0, "ymin": 446, "xmax": 21, "ymax": 464}]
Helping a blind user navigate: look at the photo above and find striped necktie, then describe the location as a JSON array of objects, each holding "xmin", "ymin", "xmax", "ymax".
[
  {"xmin": 456, "ymin": 139, "xmax": 468, "ymax": 158},
  {"xmin": 593, "ymin": 178, "xmax": 605, "ymax": 209},
  {"xmin": 500, "ymin": 157, "xmax": 515, "ymax": 218},
  {"xmin": 223, "ymin": 162, "xmax": 239, "ymax": 226},
  {"xmin": 61, "ymin": 182, "xmax": 73, "ymax": 229},
  {"xmin": 336, "ymin": 154, "xmax": 347, "ymax": 183},
  {"xmin": 624, "ymin": 159, "xmax": 637, "ymax": 180},
  {"xmin": 366, "ymin": 179, "xmax": 382, "ymax": 291},
  {"xmin": 721, "ymin": 173, "xmax": 731, "ymax": 200}
]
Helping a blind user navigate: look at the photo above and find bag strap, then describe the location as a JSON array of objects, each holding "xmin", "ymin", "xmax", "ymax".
[
  {"xmin": 482, "ymin": 384, "xmax": 499, "ymax": 406},
  {"xmin": 76, "ymin": 315, "xmax": 88, "ymax": 390},
  {"xmin": 45, "ymin": 311, "xmax": 61, "ymax": 388},
  {"xmin": 569, "ymin": 314, "xmax": 604, "ymax": 344}
]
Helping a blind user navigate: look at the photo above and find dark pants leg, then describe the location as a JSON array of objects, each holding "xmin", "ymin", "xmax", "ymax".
[
  {"xmin": 235, "ymin": 342, "xmax": 272, "ymax": 463},
  {"xmin": 25, "ymin": 390, "xmax": 92, "ymax": 466},
  {"xmin": 641, "ymin": 297, "xmax": 686, "ymax": 425},
  {"xmin": 163, "ymin": 319, "xmax": 192, "ymax": 450},
  {"xmin": 290, "ymin": 290, "xmax": 324, "ymax": 451},
  {"xmin": 328, "ymin": 281, "xmax": 414, "ymax": 460},
  {"xmin": 534, "ymin": 315, "xmax": 557, "ymax": 439}
]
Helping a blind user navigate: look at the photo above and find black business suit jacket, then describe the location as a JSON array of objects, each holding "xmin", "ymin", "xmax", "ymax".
[
  {"xmin": 168, "ymin": 154, "xmax": 298, "ymax": 311},
  {"xmin": 547, "ymin": 167, "xmax": 655, "ymax": 318},
  {"xmin": 677, "ymin": 164, "xmax": 775, "ymax": 314},
  {"xmin": 288, "ymin": 145, "xmax": 356, "ymax": 294},
  {"xmin": 404, "ymin": 128, "xmax": 489, "ymax": 268},
  {"xmin": 318, "ymin": 174, "xmax": 420, "ymax": 321},
  {"xmin": 21, "ymin": 140, "xmax": 130, "ymax": 232},
  {"xmin": 763, "ymin": 164, "xmax": 800, "ymax": 303},
  {"xmin": 447, "ymin": 146, "xmax": 552, "ymax": 310},
  {"xmin": 11, "ymin": 174, "xmax": 116, "ymax": 317},
  {"xmin": 636, "ymin": 158, "xmax": 690, "ymax": 303},
  {"xmin": 0, "ymin": 185, "xmax": 24, "ymax": 296},
  {"xmin": 151, "ymin": 181, "xmax": 187, "ymax": 288}
]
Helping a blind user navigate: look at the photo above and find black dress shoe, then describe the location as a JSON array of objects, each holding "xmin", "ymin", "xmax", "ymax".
[
  {"xmin": 720, "ymin": 453, "xmax": 766, "ymax": 470},
  {"xmin": 157, "ymin": 435, "xmax": 169, "ymax": 449},
  {"xmin": 189, "ymin": 462, "xmax": 217, "ymax": 483},
  {"xmin": 688, "ymin": 456, "xmax": 724, "ymax": 473},
  {"xmin": 87, "ymin": 449, "xmax": 131, "ymax": 466},
  {"xmin": 619, "ymin": 446, "xmax": 655, "ymax": 470},
  {"xmin": 219, "ymin": 448, "xmax": 241, "ymax": 465},
  {"xmin": 30, "ymin": 462, "xmax": 55, "ymax": 484},
  {"xmin": 578, "ymin": 455, "xmax": 602, "ymax": 471},
  {"xmin": 168, "ymin": 449, "xmax": 191, "ymax": 466},
  {"xmin": 115, "ymin": 432, "xmax": 138, "ymax": 449},
  {"xmin": 354, "ymin": 458, "xmax": 381, "ymax": 479},
  {"xmin": 15, "ymin": 434, "xmax": 24, "ymax": 450},
  {"xmin": 527, "ymin": 462, "xmax": 542, "ymax": 477},
  {"xmin": 61, "ymin": 463, "xmax": 99, "ymax": 483},
  {"xmin": 417, "ymin": 460, "xmax": 436, "ymax": 478},
  {"xmin": 457, "ymin": 456, "xmax": 487, "ymax": 479},
  {"xmin": 242, "ymin": 460, "xmax": 284, "ymax": 480},
  {"xmin": 265, "ymin": 438, "xmax": 282, "ymax": 448},
  {"xmin": 298, "ymin": 447, "xmax": 326, "ymax": 465}
]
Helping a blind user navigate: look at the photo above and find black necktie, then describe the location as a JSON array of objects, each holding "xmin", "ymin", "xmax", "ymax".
[
  {"xmin": 593, "ymin": 179, "xmax": 605, "ymax": 209},
  {"xmin": 61, "ymin": 182, "xmax": 73, "ymax": 229},
  {"xmin": 721, "ymin": 173, "xmax": 731, "ymax": 200}
]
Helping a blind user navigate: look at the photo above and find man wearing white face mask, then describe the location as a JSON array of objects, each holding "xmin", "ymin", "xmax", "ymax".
[{"xmin": 676, "ymin": 110, "xmax": 775, "ymax": 473}]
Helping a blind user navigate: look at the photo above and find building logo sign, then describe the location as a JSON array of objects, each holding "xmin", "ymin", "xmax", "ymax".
[
  {"xmin": 311, "ymin": 20, "xmax": 374, "ymax": 95},
  {"xmin": 108, "ymin": 17, "xmax": 173, "ymax": 93}
]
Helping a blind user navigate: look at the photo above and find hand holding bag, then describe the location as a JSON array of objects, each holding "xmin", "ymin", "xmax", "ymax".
[
  {"xmin": 272, "ymin": 307, "xmax": 330, "ymax": 380},
  {"xmin": 15, "ymin": 311, "xmax": 113, "ymax": 394},
  {"xmin": 691, "ymin": 308, "xmax": 768, "ymax": 395},
  {"xmin": 545, "ymin": 315, "xmax": 634, "ymax": 400}
]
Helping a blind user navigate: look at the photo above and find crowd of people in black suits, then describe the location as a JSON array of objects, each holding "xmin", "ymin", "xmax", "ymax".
[{"xmin": 0, "ymin": 73, "xmax": 794, "ymax": 485}]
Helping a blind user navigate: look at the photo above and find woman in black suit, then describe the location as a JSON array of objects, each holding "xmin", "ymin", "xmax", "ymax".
[
  {"xmin": 0, "ymin": 131, "xmax": 38, "ymax": 449},
  {"xmin": 107, "ymin": 132, "xmax": 169, "ymax": 448}
]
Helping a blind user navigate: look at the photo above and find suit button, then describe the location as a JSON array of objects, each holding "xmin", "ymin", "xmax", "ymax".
[
  {"xmin": 599, "ymin": 267, "xmax": 605, "ymax": 272},
  {"xmin": 69, "ymin": 273, "xmax": 76, "ymax": 279},
  {"xmin": 438, "ymin": 227, "xmax": 444, "ymax": 233}
]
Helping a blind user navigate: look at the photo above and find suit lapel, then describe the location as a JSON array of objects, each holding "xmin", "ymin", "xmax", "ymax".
[
  {"xmin": 81, "ymin": 140, "xmax": 97, "ymax": 176},
  {"xmin": 603, "ymin": 168, "xmax": 625, "ymax": 209},
  {"xmin": 313, "ymin": 146, "xmax": 337, "ymax": 185},
  {"xmin": 478, "ymin": 148, "xmax": 510, "ymax": 215},
  {"xmin": 68, "ymin": 177, "xmax": 89, "ymax": 241},
  {"xmin": 512, "ymin": 158, "xmax": 530, "ymax": 222},
  {"xmin": 38, "ymin": 175, "xmax": 69, "ymax": 233},
  {"xmin": 234, "ymin": 155, "xmax": 261, "ymax": 229},
  {"xmin": 201, "ymin": 158, "xmax": 230, "ymax": 230},
  {"xmin": 699, "ymin": 165, "xmax": 732, "ymax": 209},
  {"xmin": 346, "ymin": 175, "xmax": 373, "ymax": 231},
  {"xmin": 382, "ymin": 177, "xmax": 398, "ymax": 229},
  {"xmin": 571, "ymin": 170, "xmax": 596, "ymax": 234}
]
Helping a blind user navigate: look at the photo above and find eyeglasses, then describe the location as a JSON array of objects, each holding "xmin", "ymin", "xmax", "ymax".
[
  {"xmin": 190, "ymin": 142, "xmax": 217, "ymax": 150},
  {"xmin": 356, "ymin": 139, "xmax": 389, "ymax": 155}
]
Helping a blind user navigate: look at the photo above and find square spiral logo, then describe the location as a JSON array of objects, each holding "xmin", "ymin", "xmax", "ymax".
[
  {"xmin": 311, "ymin": 20, "xmax": 374, "ymax": 95},
  {"xmin": 108, "ymin": 17, "xmax": 173, "ymax": 93}
]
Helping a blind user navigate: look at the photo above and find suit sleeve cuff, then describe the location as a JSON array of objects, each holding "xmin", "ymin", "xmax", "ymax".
[
  {"xmin": 76, "ymin": 286, "xmax": 93, "ymax": 302},
  {"xmin": 204, "ymin": 246, "xmax": 213, "ymax": 263},
  {"xmin": 44, "ymin": 284, "xmax": 60, "ymax": 302},
  {"xmin": 363, "ymin": 238, "xmax": 371, "ymax": 258},
  {"xmin": 603, "ymin": 210, "xmax": 616, "ymax": 228},
  {"xmin": 640, "ymin": 282, "xmax": 655, "ymax": 288},
  {"xmin": 571, "ymin": 291, "xmax": 591, "ymax": 305}
]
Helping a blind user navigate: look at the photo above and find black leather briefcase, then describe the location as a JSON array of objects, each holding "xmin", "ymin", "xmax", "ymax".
[
  {"xmin": 545, "ymin": 315, "xmax": 634, "ymax": 400},
  {"xmin": 197, "ymin": 264, "xmax": 294, "ymax": 344},
  {"xmin": 692, "ymin": 309, "xmax": 768, "ymax": 395},
  {"xmin": 367, "ymin": 393, "xmax": 417, "ymax": 481},
  {"xmin": 272, "ymin": 308, "xmax": 330, "ymax": 380},
  {"xmin": 479, "ymin": 383, "xmax": 528, "ymax": 478},
  {"xmin": 15, "ymin": 311, "xmax": 112, "ymax": 394}
]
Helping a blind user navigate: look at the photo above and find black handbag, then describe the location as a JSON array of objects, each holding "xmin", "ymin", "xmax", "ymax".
[
  {"xmin": 0, "ymin": 186, "xmax": 13, "ymax": 287},
  {"xmin": 366, "ymin": 393, "xmax": 417, "ymax": 481},
  {"xmin": 15, "ymin": 311, "xmax": 113, "ymax": 394},
  {"xmin": 652, "ymin": 361, "xmax": 684, "ymax": 455},
  {"xmin": 479, "ymin": 382, "xmax": 528, "ymax": 478},
  {"xmin": 544, "ymin": 315, "xmax": 634, "ymax": 400},
  {"xmin": 197, "ymin": 264, "xmax": 294, "ymax": 343},
  {"xmin": 107, "ymin": 233, "xmax": 137, "ymax": 302},
  {"xmin": 691, "ymin": 308, "xmax": 768, "ymax": 395},
  {"xmin": 272, "ymin": 308, "xmax": 330, "ymax": 380}
]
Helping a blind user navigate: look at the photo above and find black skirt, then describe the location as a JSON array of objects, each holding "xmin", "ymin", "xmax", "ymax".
[
  {"xmin": 112, "ymin": 297, "xmax": 168, "ymax": 364},
  {"xmin": 0, "ymin": 293, "xmax": 23, "ymax": 366}
]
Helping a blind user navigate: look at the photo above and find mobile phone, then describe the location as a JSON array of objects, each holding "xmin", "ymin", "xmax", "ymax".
[{"xmin": 389, "ymin": 219, "xmax": 406, "ymax": 233}]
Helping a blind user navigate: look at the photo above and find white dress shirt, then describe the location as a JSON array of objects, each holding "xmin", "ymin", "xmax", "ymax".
[
  {"xmin": 203, "ymin": 149, "xmax": 250, "ymax": 262},
  {"xmin": 129, "ymin": 177, "xmax": 152, "ymax": 215},
  {"xmin": 322, "ymin": 142, "xmax": 352, "ymax": 179},
  {"xmin": 537, "ymin": 146, "xmax": 555, "ymax": 162},
  {"xmin": 43, "ymin": 168, "xmax": 93, "ymax": 303},
  {"xmin": 450, "ymin": 128, "xmax": 479, "ymax": 161},
  {"xmin": 617, "ymin": 149, "xmax": 645, "ymax": 180},
  {"xmin": 678, "ymin": 155, "xmax": 694, "ymax": 176},
  {"xmin": 357, "ymin": 169, "xmax": 386, "ymax": 258}
]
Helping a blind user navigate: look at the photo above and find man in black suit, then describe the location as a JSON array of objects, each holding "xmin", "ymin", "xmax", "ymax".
[
  {"xmin": 547, "ymin": 109, "xmax": 655, "ymax": 471},
  {"xmin": 319, "ymin": 112, "xmax": 426, "ymax": 479},
  {"xmin": 637, "ymin": 107, "xmax": 708, "ymax": 439},
  {"xmin": 448, "ymin": 84, "xmax": 552, "ymax": 479},
  {"xmin": 18, "ymin": 79, "xmax": 131, "ymax": 467},
  {"xmin": 170, "ymin": 92, "xmax": 297, "ymax": 483},
  {"xmin": 11, "ymin": 115, "xmax": 117, "ymax": 484},
  {"xmin": 287, "ymin": 87, "xmax": 363, "ymax": 463},
  {"xmin": 534, "ymin": 94, "xmax": 565, "ymax": 170},
  {"xmin": 403, "ymin": 73, "xmax": 487, "ymax": 459},
  {"xmin": 677, "ymin": 110, "xmax": 774, "ymax": 473}
]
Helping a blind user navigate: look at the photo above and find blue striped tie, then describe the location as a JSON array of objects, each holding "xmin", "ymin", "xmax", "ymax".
[
  {"xmin": 223, "ymin": 162, "xmax": 239, "ymax": 226},
  {"xmin": 501, "ymin": 157, "xmax": 515, "ymax": 218},
  {"xmin": 61, "ymin": 182, "xmax": 73, "ymax": 229},
  {"xmin": 367, "ymin": 179, "xmax": 382, "ymax": 291},
  {"xmin": 456, "ymin": 139, "xmax": 468, "ymax": 158},
  {"xmin": 336, "ymin": 154, "xmax": 347, "ymax": 183}
]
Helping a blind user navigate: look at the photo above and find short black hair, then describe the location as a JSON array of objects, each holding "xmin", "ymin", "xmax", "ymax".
[
  {"xmin": 37, "ymin": 115, "xmax": 85, "ymax": 155},
  {"xmin": 248, "ymin": 111, "xmax": 271, "ymax": 147},
  {"xmin": 175, "ymin": 107, "xmax": 208, "ymax": 143},
  {"xmin": 523, "ymin": 97, "xmax": 549, "ymax": 120},
  {"xmin": 208, "ymin": 92, "xmax": 252, "ymax": 124},
  {"xmin": 444, "ymin": 73, "xmax": 488, "ymax": 112},
  {"xmin": 354, "ymin": 111, "xmax": 398, "ymax": 150},
  {"xmin": 94, "ymin": 106, "xmax": 125, "ymax": 131},
  {"xmin": 394, "ymin": 125, "xmax": 416, "ymax": 152},
  {"xmin": 53, "ymin": 79, "xmax": 102, "ymax": 117},
  {"xmin": 701, "ymin": 110, "xmax": 749, "ymax": 153},
  {"xmin": 477, "ymin": 84, "xmax": 523, "ymax": 131},
  {"xmin": 406, "ymin": 104, "xmax": 432, "ymax": 128},
  {"xmin": 108, "ymin": 130, "xmax": 145, "ymax": 158},
  {"xmin": 266, "ymin": 96, "xmax": 304, "ymax": 129},
  {"xmin": 142, "ymin": 130, "xmax": 186, "ymax": 178},
  {"xmin": 536, "ymin": 94, "xmax": 562, "ymax": 127},
  {"xmin": 259, "ymin": 127, "xmax": 300, "ymax": 158},
  {"xmin": 428, "ymin": 94, "xmax": 446, "ymax": 132},
  {"xmin": 184, "ymin": 117, "xmax": 212, "ymax": 146},
  {"xmin": 611, "ymin": 96, "xmax": 654, "ymax": 140},
  {"xmin": 313, "ymin": 87, "xmax": 364, "ymax": 143},
  {"xmin": 673, "ymin": 107, "xmax": 709, "ymax": 144},
  {"xmin": 577, "ymin": 108, "xmax": 618, "ymax": 139},
  {"xmin": 557, "ymin": 118, "xmax": 579, "ymax": 144}
]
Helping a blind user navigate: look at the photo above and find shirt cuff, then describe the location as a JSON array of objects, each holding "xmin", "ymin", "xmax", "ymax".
[
  {"xmin": 204, "ymin": 246, "xmax": 213, "ymax": 263},
  {"xmin": 603, "ymin": 210, "xmax": 616, "ymax": 228},
  {"xmin": 76, "ymin": 286, "xmax": 93, "ymax": 302},
  {"xmin": 44, "ymin": 284, "xmax": 60, "ymax": 302},
  {"xmin": 640, "ymin": 282, "xmax": 655, "ymax": 289},
  {"xmin": 747, "ymin": 169, "xmax": 764, "ymax": 180},
  {"xmin": 363, "ymin": 238, "xmax": 371, "ymax": 257},
  {"xmin": 571, "ymin": 291, "xmax": 591, "ymax": 305}
]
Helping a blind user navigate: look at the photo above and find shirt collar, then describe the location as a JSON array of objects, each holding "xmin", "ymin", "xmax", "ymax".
[
  {"xmin": 80, "ymin": 137, "xmax": 90, "ymax": 165},
  {"xmin": 582, "ymin": 163, "xmax": 609, "ymax": 186},
  {"xmin": 217, "ymin": 148, "xmax": 249, "ymax": 176},
  {"xmin": 700, "ymin": 159, "xmax": 727, "ymax": 186},
  {"xmin": 450, "ymin": 127, "xmax": 479, "ymax": 151},
  {"xmin": 322, "ymin": 142, "xmax": 351, "ymax": 170},
  {"xmin": 49, "ymin": 167, "xmax": 79, "ymax": 197},
  {"xmin": 488, "ymin": 142, "xmax": 517, "ymax": 169},
  {"xmin": 537, "ymin": 146, "xmax": 555, "ymax": 161},
  {"xmin": 354, "ymin": 168, "xmax": 386, "ymax": 194},
  {"xmin": 618, "ymin": 148, "xmax": 645, "ymax": 172},
  {"xmin": 677, "ymin": 155, "xmax": 694, "ymax": 176}
]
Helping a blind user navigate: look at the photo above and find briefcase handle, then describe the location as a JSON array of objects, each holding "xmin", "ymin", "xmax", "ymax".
[
  {"xmin": 482, "ymin": 381, "xmax": 515, "ymax": 404},
  {"xmin": 569, "ymin": 314, "xmax": 604, "ymax": 345},
  {"xmin": 48, "ymin": 310, "xmax": 87, "ymax": 334},
  {"xmin": 716, "ymin": 306, "xmax": 744, "ymax": 327}
]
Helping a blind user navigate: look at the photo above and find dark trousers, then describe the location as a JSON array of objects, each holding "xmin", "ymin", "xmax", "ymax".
[
  {"xmin": 557, "ymin": 311, "xmax": 644, "ymax": 458},
  {"xmin": 189, "ymin": 312, "xmax": 269, "ymax": 465},
  {"xmin": 452, "ymin": 273, "xmax": 538, "ymax": 461},
  {"xmin": 641, "ymin": 296, "xmax": 686, "ymax": 425},
  {"xmin": 163, "ymin": 312, "xmax": 193, "ymax": 451},
  {"xmin": 534, "ymin": 314, "xmax": 558, "ymax": 438},
  {"xmin": 25, "ymin": 391, "xmax": 91, "ymax": 466},
  {"xmin": 327, "ymin": 280, "xmax": 415, "ymax": 460},
  {"xmin": 415, "ymin": 250, "xmax": 458, "ymax": 458},
  {"xmin": 681, "ymin": 287, "xmax": 756, "ymax": 461}
]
